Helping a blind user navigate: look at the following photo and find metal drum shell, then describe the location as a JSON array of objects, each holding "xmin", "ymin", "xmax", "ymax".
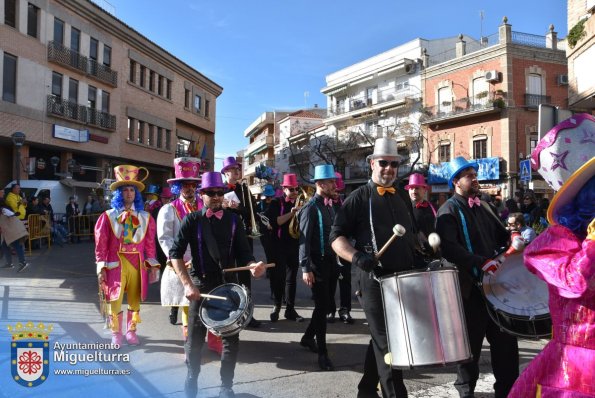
[
  {"xmin": 199, "ymin": 283, "xmax": 253, "ymax": 338},
  {"xmin": 380, "ymin": 266, "xmax": 472, "ymax": 369}
]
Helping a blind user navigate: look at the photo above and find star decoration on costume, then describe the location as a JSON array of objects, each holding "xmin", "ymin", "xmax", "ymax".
[
  {"xmin": 580, "ymin": 128, "xmax": 595, "ymax": 144},
  {"xmin": 549, "ymin": 150, "xmax": 569, "ymax": 171}
]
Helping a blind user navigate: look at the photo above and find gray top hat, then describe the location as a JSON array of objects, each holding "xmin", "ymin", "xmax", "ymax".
[{"xmin": 369, "ymin": 137, "xmax": 402, "ymax": 160}]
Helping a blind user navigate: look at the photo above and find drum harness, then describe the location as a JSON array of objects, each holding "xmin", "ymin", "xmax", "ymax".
[{"xmin": 195, "ymin": 213, "xmax": 237, "ymax": 281}]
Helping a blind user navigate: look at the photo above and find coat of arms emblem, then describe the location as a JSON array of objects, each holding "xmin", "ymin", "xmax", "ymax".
[{"xmin": 8, "ymin": 321, "xmax": 53, "ymax": 387}]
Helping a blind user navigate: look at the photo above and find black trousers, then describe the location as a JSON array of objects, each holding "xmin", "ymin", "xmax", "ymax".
[
  {"xmin": 270, "ymin": 240, "xmax": 299, "ymax": 308},
  {"xmin": 303, "ymin": 256, "xmax": 332, "ymax": 355},
  {"xmin": 455, "ymin": 287, "xmax": 519, "ymax": 398},
  {"xmin": 185, "ymin": 279, "xmax": 239, "ymax": 394},
  {"xmin": 328, "ymin": 258, "xmax": 352, "ymax": 315},
  {"xmin": 358, "ymin": 268, "xmax": 407, "ymax": 398}
]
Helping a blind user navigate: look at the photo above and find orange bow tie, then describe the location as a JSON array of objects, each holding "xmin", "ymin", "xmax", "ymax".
[{"xmin": 376, "ymin": 186, "xmax": 396, "ymax": 196}]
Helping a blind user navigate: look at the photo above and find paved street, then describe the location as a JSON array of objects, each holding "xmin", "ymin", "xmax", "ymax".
[{"xmin": 0, "ymin": 239, "xmax": 546, "ymax": 398}]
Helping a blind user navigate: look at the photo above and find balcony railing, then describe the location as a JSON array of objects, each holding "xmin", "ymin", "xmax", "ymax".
[
  {"xmin": 329, "ymin": 86, "xmax": 421, "ymax": 117},
  {"xmin": 47, "ymin": 95, "xmax": 116, "ymax": 131},
  {"xmin": 421, "ymin": 92, "xmax": 504, "ymax": 123},
  {"xmin": 48, "ymin": 41, "xmax": 118, "ymax": 87},
  {"xmin": 524, "ymin": 94, "xmax": 551, "ymax": 109},
  {"xmin": 246, "ymin": 135, "xmax": 274, "ymax": 156}
]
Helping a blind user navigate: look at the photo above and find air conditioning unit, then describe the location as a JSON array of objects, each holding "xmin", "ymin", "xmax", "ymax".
[
  {"xmin": 485, "ymin": 70, "xmax": 500, "ymax": 82},
  {"xmin": 557, "ymin": 74, "xmax": 569, "ymax": 85}
]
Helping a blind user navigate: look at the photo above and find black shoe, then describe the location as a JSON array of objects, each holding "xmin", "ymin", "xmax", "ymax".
[
  {"xmin": 299, "ymin": 336, "xmax": 318, "ymax": 353},
  {"xmin": 318, "ymin": 354, "xmax": 334, "ymax": 371},
  {"xmin": 284, "ymin": 308, "xmax": 304, "ymax": 322},
  {"xmin": 270, "ymin": 305, "xmax": 280, "ymax": 322},
  {"xmin": 248, "ymin": 317, "xmax": 261, "ymax": 328},
  {"xmin": 339, "ymin": 312, "xmax": 354, "ymax": 324},
  {"xmin": 17, "ymin": 262, "xmax": 29, "ymax": 273},
  {"xmin": 169, "ymin": 307, "xmax": 178, "ymax": 325},
  {"xmin": 326, "ymin": 313, "xmax": 336, "ymax": 323},
  {"xmin": 218, "ymin": 387, "xmax": 235, "ymax": 398},
  {"xmin": 0, "ymin": 263, "xmax": 14, "ymax": 269},
  {"xmin": 357, "ymin": 391, "xmax": 381, "ymax": 398}
]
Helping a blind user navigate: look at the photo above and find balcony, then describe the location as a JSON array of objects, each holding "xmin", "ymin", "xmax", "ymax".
[
  {"xmin": 244, "ymin": 158, "xmax": 274, "ymax": 177},
  {"xmin": 289, "ymin": 152, "xmax": 310, "ymax": 165},
  {"xmin": 524, "ymin": 94, "xmax": 551, "ymax": 110},
  {"xmin": 48, "ymin": 41, "xmax": 118, "ymax": 87},
  {"xmin": 245, "ymin": 135, "xmax": 274, "ymax": 157},
  {"xmin": 47, "ymin": 95, "xmax": 117, "ymax": 131},
  {"xmin": 420, "ymin": 93, "xmax": 504, "ymax": 125}
]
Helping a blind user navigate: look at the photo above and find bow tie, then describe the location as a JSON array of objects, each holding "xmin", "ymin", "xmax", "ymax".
[
  {"xmin": 227, "ymin": 183, "xmax": 236, "ymax": 190},
  {"xmin": 285, "ymin": 197, "xmax": 295, "ymax": 203},
  {"xmin": 117, "ymin": 210, "xmax": 139, "ymax": 227},
  {"xmin": 468, "ymin": 196, "xmax": 481, "ymax": 208},
  {"xmin": 323, "ymin": 197, "xmax": 336, "ymax": 207},
  {"xmin": 206, "ymin": 208, "xmax": 224, "ymax": 219},
  {"xmin": 377, "ymin": 186, "xmax": 396, "ymax": 196},
  {"xmin": 415, "ymin": 201, "xmax": 429, "ymax": 209}
]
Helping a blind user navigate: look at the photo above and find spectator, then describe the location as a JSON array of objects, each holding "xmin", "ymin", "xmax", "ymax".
[
  {"xmin": 520, "ymin": 193, "xmax": 538, "ymax": 225},
  {"xmin": 26, "ymin": 196, "xmax": 43, "ymax": 216},
  {"xmin": 40, "ymin": 196, "xmax": 68, "ymax": 246},
  {"xmin": 66, "ymin": 196, "xmax": 80, "ymax": 243},
  {"xmin": 0, "ymin": 189, "xmax": 29, "ymax": 272},
  {"xmin": 507, "ymin": 212, "xmax": 537, "ymax": 244},
  {"xmin": 82, "ymin": 195, "xmax": 95, "ymax": 215},
  {"xmin": 92, "ymin": 196, "xmax": 110, "ymax": 213},
  {"xmin": 5, "ymin": 184, "xmax": 26, "ymax": 220}
]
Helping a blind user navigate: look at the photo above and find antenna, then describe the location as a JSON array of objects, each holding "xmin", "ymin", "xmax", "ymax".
[
  {"xmin": 480, "ymin": 10, "xmax": 484, "ymax": 43},
  {"xmin": 304, "ymin": 91, "xmax": 309, "ymax": 108}
]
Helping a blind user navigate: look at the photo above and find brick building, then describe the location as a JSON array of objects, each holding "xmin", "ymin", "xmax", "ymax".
[
  {"xmin": 0, "ymin": 0, "xmax": 221, "ymax": 189},
  {"xmin": 567, "ymin": 0, "xmax": 595, "ymax": 111}
]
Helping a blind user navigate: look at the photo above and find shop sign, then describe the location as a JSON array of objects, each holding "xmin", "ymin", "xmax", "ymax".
[
  {"xmin": 53, "ymin": 125, "xmax": 90, "ymax": 143},
  {"xmin": 36, "ymin": 158, "xmax": 46, "ymax": 170}
]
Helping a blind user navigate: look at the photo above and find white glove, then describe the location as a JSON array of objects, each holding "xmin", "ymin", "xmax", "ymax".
[{"xmin": 481, "ymin": 259, "xmax": 501, "ymax": 275}]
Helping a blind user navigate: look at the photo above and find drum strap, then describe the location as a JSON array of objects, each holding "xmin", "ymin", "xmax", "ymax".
[
  {"xmin": 313, "ymin": 201, "xmax": 324, "ymax": 257},
  {"xmin": 196, "ymin": 213, "xmax": 237, "ymax": 272},
  {"xmin": 449, "ymin": 198, "xmax": 477, "ymax": 278},
  {"xmin": 368, "ymin": 198, "xmax": 382, "ymax": 268}
]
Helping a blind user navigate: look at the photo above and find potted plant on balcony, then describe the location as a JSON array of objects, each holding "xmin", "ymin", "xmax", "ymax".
[
  {"xmin": 492, "ymin": 98, "xmax": 505, "ymax": 109},
  {"xmin": 476, "ymin": 91, "xmax": 489, "ymax": 99}
]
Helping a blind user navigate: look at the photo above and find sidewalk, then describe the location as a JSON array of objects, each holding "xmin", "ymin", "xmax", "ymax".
[{"xmin": 0, "ymin": 240, "xmax": 547, "ymax": 398}]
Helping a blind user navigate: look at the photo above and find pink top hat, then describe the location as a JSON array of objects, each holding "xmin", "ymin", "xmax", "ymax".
[
  {"xmin": 405, "ymin": 173, "xmax": 429, "ymax": 190},
  {"xmin": 335, "ymin": 172, "xmax": 345, "ymax": 191},
  {"xmin": 167, "ymin": 157, "xmax": 201, "ymax": 184},
  {"xmin": 281, "ymin": 173, "xmax": 298, "ymax": 188},
  {"xmin": 160, "ymin": 186, "xmax": 173, "ymax": 199}
]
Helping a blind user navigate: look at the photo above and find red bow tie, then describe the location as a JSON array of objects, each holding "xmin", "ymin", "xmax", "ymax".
[
  {"xmin": 468, "ymin": 197, "xmax": 481, "ymax": 208},
  {"xmin": 415, "ymin": 201, "xmax": 429, "ymax": 209},
  {"xmin": 228, "ymin": 183, "xmax": 236, "ymax": 190},
  {"xmin": 285, "ymin": 197, "xmax": 295, "ymax": 203},
  {"xmin": 206, "ymin": 208, "xmax": 224, "ymax": 219}
]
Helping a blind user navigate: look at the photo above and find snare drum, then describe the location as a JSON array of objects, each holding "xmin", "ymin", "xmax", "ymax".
[
  {"xmin": 379, "ymin": 265, "xmax": 471, "ymax": 369},
  {"xmin": 482, "ymin": 252, "xmax": 551, "ymax": 338},
  {"xmin": 199, "ymin": 283, "xmax": 253, "ymax": 337}
]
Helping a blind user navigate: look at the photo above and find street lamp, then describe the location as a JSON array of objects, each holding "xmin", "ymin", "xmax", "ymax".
[{"xmin": 11, "ymin": 131, "xmax": 26, "ymax": 185}]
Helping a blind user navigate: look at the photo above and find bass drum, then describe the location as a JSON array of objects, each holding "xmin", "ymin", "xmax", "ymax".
[
  {"xmin": 199, "ymin": 283, "xmax": 253, "ymax": 337},
  {"xmin": 482, "ymin": 252, "xmax": 551, "ymax": 338},
  {"xmin": 380, "ymin": 265, "xmax": 472, "ymax": 369}
]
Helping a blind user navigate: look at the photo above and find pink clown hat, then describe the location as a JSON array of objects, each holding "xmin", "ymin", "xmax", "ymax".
[{"xmin": 167, "ymin": 157, "xmax": 201, "ymax": 184}]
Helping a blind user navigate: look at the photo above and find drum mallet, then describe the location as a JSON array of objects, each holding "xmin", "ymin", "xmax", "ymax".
[
  {"xmin": 223, "ymin": 263, "xmax": 276, "ymax": 273},
  {"xmin": 375, "ymin": 224, "xmax": 406, "ymax": 260},
  {"xmin": 428, "ymin": 232, "xmax": 441, "ymax": 254},
  {"xmin": 201, "ymin": 293, "xmax": 227, "ymax": 301}
]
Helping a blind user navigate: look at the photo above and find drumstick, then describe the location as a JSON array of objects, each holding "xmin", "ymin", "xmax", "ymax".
[
  {"xmin": 375, "ymin": 224, "xmax": 406, "ymax": 260},
  {"xmin": 201, "ymin": 294, "xmax": 227, "ymax": 300},
  {"xmin": 223, "ymin": 263, "xmax": 276, "ymax": 273}
]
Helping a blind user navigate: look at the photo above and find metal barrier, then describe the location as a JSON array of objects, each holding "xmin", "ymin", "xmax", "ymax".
[
  {"xmin": 27, "ymin": 214, "xmax": 51, "ymax": 254},
  {"xmin": 67, "ymin": 214, "xmax": 102, "ymax": 239}
]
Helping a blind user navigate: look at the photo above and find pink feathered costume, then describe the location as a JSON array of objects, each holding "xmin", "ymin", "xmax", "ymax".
[{"xmin": 508, "ymin": 224, "xmax": 595, "ymax": 397}]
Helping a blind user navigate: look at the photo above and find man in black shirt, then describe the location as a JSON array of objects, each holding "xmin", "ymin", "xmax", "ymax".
[
  {"xmin": 331, "ymin": 138, "xmax": 416, "ymax": 398},
  {"xmin": 435, "ymin": 156, "xmax": 517, "ymax": 398},
  {"xmin": 169, "ymin": 172, "xmax": 265, "ymax": 398},
  {"xmin": 406, "ymin": 173, "xmax": 436, "ymax": 241},
  {"xmin": 298, "ymin": 165, "xmax": 338, "ymax": 371}
]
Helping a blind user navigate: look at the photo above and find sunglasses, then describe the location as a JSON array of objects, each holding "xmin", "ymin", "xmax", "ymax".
[
  {"xmin": 182, "ymin": 183, "xmax": 197, "ymax": 188},
  {"xmin": 285, "ymin": 187, "xmax": 297, "ymax": 192},
  {"xmin": 377, "ymin": 160, "xmax": 400, "ymax": 168},
  {"xmin": 202, "ymin": 190, "xmax": 225, "ymax": 197}
]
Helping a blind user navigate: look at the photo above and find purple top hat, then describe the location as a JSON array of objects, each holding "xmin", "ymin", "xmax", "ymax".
[
  {"xmin": 405, "ymin": 173, "xmax": 429, "ymax": 190},
  {"xmin": 200, "ymin": 172, "xmax": 226, "ymax": 191},
  {"xmin": 167, "ymin": 157, "xmax": 201, "ymax": 184},
  {"xmin": 221, "ymin": 156, "xmax": 241, "ymax": 174}
]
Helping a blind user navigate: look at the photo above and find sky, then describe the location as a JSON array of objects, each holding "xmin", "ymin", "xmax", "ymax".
[{"xmin": 100, "ymin": 0, "xmax": 568, "ymax": 171}]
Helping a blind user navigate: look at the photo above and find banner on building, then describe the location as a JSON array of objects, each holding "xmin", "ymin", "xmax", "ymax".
[{"xmin": 428, "ymin": 157, "xmax": 500, "ymax": 184}]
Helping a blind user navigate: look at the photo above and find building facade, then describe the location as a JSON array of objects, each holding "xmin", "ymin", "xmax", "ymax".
[
  {"xmin": 567, "ymin": 0, "xmax": 595, "ymax": 111},
  {"xmin": 0, "ymin": 0, "xmax": 221, "ymax": 189}
]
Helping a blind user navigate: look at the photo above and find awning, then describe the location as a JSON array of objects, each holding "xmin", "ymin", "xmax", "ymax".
[{"xmin": 60, "ymin": 178, "xmax": 100, "ymax": 189}]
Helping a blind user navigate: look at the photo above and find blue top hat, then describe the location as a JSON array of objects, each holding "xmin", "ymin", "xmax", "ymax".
[
  {"xmin": 313, "ymin": 164, "xmax": 337, "ymax": 181},
  {"xmin": 448, "ymin": 156, "xmax": 479, "ymax": 189},
  {"xmin": 261, "ymin": 184, "xmax": 275, "ymax": 197},
  {"xmin": 146, "ymin": 184, "xmax": 160, "ymax": 195}
]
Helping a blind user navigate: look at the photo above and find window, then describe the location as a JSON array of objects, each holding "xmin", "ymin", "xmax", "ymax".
[
  {"xmin": 52, "ymin": 72, "xmax": 63, "ymax": 98},
  {"xmin": 184, "ymin": 89, "xmax": 190, "ymax": 108},
  {"xmin": 438, "ymin": 142, "xmax": 450, "ymax": 163},
  {"xmin": 101, "ymin": 91, "xmax": 109, "ymax": 113},
  {"xmin": 68, "ymin": 78, "xmax": 78, "ymax": 103},
  {"xmin": 147, "ymin": 125, "xmax": 154, "ymax": 146},
  {"xmin": 2, "ymin": 53, "xmax": 17, "ymax": 103},
  {"xmin": 156, "ymin": 127, "xmax": 163, "ymax": 148},
  {"xmin": 5, "ymin": 0, "xmax": 16, "ymax": 28},
  {"xmin": 90, "ymin": 38, "xmax": 98, "ymax": 60},
  {"xmin": 365, "ymin": 120, "xmax": 379, "ymax": 136},
  {"xmin": 54, "ymin": 18, "xmax": 64, "ymax": 45},
  {"xmin": 27, "ymin": 3, "xmax": 38, "ymax": 38},
  {"xmin": 88, "ymin": 85, "xmax": 97, "ymax": 109},
  {"xmin": 472, "ymin": 77, "xmax": 489, "ymax": 106},
  {"xmin": 149, "ymin": 71, "xmax": 155, "ymax": 91},
  {"xmin": 366, "ymin": 86, "xmax": 377, "ymax": 105},
  {"xmin": 176, "ymin": 138, "xmax": 190, "ymax": 157},
  {"xmin": 158, "ymin": 75, "xmax": 163, "ymax": 96},
  {"xmin": 194, "ymin": 95, "xmax": 201, "ymax": 112},
  {"xmin": 139, "ymin": 65, "xmax": 146, "ymax": 87},
  {"xmin": 529, "ymin": 135, "xmax": 538, "ymax": 156},
  {"xmin": 395, "ymin": 80, "xmax": 409, "ymax": 91},
  {"xmin": 205, "ymin": 100, "xmax": 210, "ymax": 118},
  {"xmin": 527, "ymin": 74, "xmax": 542, "ymax": 95},
  {"xmin": 438, "ymin": 87, "xmax": 452, "ymax": 114},
  {"xmin": 166, "ymin": 79, "xmax": 172, "ymax": 99},
  {"xmin": 70, "ymin": 28, "xmax": 80, "ymax": 52},
  {"xmin": 103, "ymin": 45, "xmax": 111, "ymax": 67},
  {"xmin": 165, "ymin": 129, "xmax": 171, "ymax": 150},
  {"xmin": 128, "ymin": 117, "xmax": 135, "ymax": 141},
  {"xmin": 137, "ymin": 121, "xmax": 145, "ymax": 144},
  {"xmin": 473, "ymin": 138, "xmax": 488, "ymax": 159},
  {"xmin": 129, "ymin": 60, "xmax": 136, "ymax": 83}
]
